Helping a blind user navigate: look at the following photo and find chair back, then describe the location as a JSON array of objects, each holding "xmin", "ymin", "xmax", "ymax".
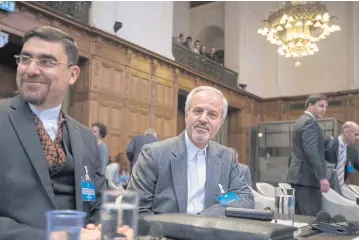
[{"xmin": 256, "ymin": 182, "xmax": 276, "ymax": 198}]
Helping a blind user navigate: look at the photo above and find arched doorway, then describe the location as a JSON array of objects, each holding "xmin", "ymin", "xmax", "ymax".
[{"xmin": 195, "ymin": 25, "xmax": 224, "ymax": 63}]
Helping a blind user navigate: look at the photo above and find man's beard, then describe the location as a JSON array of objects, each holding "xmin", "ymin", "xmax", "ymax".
[
  {"xmin": 19, "ymin": 78, "xmax": 51, "ymax": 105},
  {"xmin": 192, "ymin": 128, "xmax": 210, "ymax": 144}
]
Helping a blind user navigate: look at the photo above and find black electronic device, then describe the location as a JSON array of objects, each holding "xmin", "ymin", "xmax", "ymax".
[{"xmin": 225, "ymin": 207, "xmax": 274, "ymax": 221}]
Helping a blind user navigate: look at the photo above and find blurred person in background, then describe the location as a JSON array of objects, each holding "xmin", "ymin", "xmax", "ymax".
[
  {"xmin": 91, "ymin": 122, "xmax": 109, "ymax": 170},
  {"xmin": 106, "ymin": 152, "xmax": 131, "ymax": 190},
  {"xmin": 126, "ymin": 128, "xmax": 158, "ymax": 171}
]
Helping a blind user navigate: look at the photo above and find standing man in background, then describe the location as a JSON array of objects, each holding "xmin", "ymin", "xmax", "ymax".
[
  {"xmin": 126, "ymin": 128, "xmax": 158, "ymax": 171},
  {"xmin": 287, "ymin": 94, "xmax": 330, "ymax": 216}
]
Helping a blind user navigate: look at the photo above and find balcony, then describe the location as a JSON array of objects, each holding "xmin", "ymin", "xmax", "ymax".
[
  {"xmin": 35, "ymin": 1, "xmax": 91, "ymax": 24},
  {"xmin": 172, "ymin": 39, "xmax": 239, "ymax": 90}
]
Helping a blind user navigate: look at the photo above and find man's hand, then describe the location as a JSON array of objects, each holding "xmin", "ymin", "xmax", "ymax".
[
  {"xmin": 49, "ymin": 228, "xmax": 101, "ymax": 240},
  {"xmin": 80, "ymin": 228, "xmax": 101, "ymax": 240},
  {"xmin": 319, "ymin": 179, "xmax": 330, "ymax": 193},
  {"xmin": 85, "ymin": 223, "xmax": 134, "ymax": 240}
]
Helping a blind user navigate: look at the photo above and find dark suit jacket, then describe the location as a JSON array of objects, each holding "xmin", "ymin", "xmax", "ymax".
[
  {"xmin": 287, "ymin": 113, "xmax": 327, "ymax": 188},
  {"xmin": 324, "ymin": 136, "xmax": 359, "ymax": 182},
  {"xmin": 127, "ymin": 132, "xmax": 254, "ymax": 216},
  {"xmin": 126, "ymin": 134, "xmax": 158, "ymax": 169},
  {"xmin": 0, "ymin": 96, "xmax": 106, "ymax": 240}
]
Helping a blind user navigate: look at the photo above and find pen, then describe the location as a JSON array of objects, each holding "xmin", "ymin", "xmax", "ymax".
[{"xmin": 218, "ymin": 184, "xmax": 225, "ymax": 194}]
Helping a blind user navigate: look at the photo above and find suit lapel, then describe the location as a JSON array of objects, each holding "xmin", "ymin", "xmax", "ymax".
[
  {"xmin": 8, "ymin": 96, "xmax": 57, "ymax": 208},
  {"xmin": 204, "ymin": 142, "xmax": 220, "ymax": 208},
  {"xmin": 65, "ymin": 116, "xmax": 85, "ymax": 211},
  {"xmin": 170, "ymin": 133, "xmax": 188, "ymax": 213},
  {"xmin": 334, "ymin": 138, "xmax": 339, "ymax": 165}
]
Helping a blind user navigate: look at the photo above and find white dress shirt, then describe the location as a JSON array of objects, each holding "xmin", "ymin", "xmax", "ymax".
[
  {"xmin": 185, "ymin": 131, "xmax": 207, "ymax": 214},
  {"xmin": 337, "ymin": 136, "xmax": 348, "ymax": 187},
  {"xmin": 29, "ymin": 103, "xmax": 62, "ymax": 141}
]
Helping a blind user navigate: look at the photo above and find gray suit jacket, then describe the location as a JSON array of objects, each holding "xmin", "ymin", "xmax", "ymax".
[
  {"xmin": 127, "ymin": 132, "xmax": 254, "ymax": 216},
  {"xmin": 126, "ymin": 134, "xmax": 158, "ymax": 170},
  {"xmin": 287, "ymin": 113, "xmax": 327, "ymax": 188},
  {"xmin": 239, "ymin": 164, "xmax": 252, "ymax": 188},
  {"xmin": 325, "ymin": 137, "xmax": 359, "ymax": 183},
  {"xmin": 0, "ymin": 96, "xmax": 106, "ymax": 240}
]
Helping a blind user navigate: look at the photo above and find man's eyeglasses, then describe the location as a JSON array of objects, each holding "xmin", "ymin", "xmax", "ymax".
[{"xmin": 14, "ymin": 55, "xmax": 72, "ymax": 68}]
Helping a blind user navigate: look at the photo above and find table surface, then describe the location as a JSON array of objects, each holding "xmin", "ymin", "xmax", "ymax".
[{"xmin": 293, "ymin": 215, "xmax": 359, "ymax": 240}]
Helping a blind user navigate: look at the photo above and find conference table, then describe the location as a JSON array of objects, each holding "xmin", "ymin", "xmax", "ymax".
[
  {"xmin": 138, "ymin": 213, "xmax": 359, "ymax": 240},
  {"xmin": 294, "ymin": 215, "xmax": 359, "ymax": 240}
]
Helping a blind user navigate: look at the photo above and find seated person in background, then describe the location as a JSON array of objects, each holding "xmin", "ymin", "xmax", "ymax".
[
  {"xmin": 0, "ymin": 26, "xmax": 106, "ymax": 239},
  {"xmin": 206, "ymin": 47, "xmax": 219, "ymax": 62},
  {"xmin": 199, "ymin": 45, "xmax": 206, "ymax": 56},
  {"xmin": 127, "ymin": 86, "xmax": 254, "ymax": 216},
  {"xmin": 325, "ymin": 121, "xmax": 359, "ymax": 191},
  {"xmin": 182, "ymin": 36, "xmax": 193, "ymax": 49},
  {"xmin": 106, "ymin": 152, "xmax": 131, "ymax": 189},
  {"xmin": 176, "ymin": 33, "xmax": 185, "ymax": 44},
  {"xmin": 193, "ymin": 40, "xmax": 200, "ymax": 54}
]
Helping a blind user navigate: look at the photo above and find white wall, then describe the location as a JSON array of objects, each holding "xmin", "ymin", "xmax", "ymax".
[
  {"xmin": 234, "ymin": 1, "xmax": 359, "ymax": 97},
  {"xmin": 224, "ymin": 2, "xmax": 240, "ymax": 72},
  {"xmin": 173, "ymin": 1, "xmax": 190, "ymax": 38},
  {"xmin": 90, "ymin": 1, "xmax": 359, "ymax": 98},
  {"xmin": 90, "ymin": 1, "xmax": 174, "ymax": 60}
]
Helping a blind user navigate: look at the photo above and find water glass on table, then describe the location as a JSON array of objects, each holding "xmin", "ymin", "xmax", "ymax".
[
  {"xmin": 274, "ymin": 187, "xmax": 295, "ymax": 226},
  {"xmin": 101, "ymin": 189, "xmax": 139, "ymax": 240},
  {"xmin": 46, "ymin": 210, "xmax": 86, "ymax": 240}
]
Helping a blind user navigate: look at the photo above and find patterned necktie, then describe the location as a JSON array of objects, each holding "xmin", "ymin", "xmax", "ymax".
[
  {"xmin": 337, "ymin": 143, "xmax": 347, "ymax": 187},
  {"xmin": 33, "ymin": 111, "xmax": 66, "ymax": 174}
]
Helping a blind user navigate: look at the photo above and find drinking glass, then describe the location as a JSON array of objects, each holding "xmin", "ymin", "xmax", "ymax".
[
  {"xmin": 274, "ymin": 187, "xmax": 295, "ymax": 226},
  {"xmin": 101, "ymin": 190, "xmax": 139, "ymax": 240},
  {"xmin": 46, "ymin": 210, "xmax": 86, "ymax": 240}
]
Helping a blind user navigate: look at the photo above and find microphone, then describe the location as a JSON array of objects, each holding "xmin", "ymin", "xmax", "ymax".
[
  {"xmin": 315, "ymin": 211, "xmax": 331, "ymax": 223},
  {"xmin": 332, "ymin": 214, "xmax": 346, "ymax": 223},
  {"xmin": 311, "ymin": 211, "xmax": 358, "ymax": 235}
]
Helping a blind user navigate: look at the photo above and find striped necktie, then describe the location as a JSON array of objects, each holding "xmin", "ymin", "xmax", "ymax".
[{"xmin": 336, "ymin": 143, "xmax": 347, "ymax": 187}]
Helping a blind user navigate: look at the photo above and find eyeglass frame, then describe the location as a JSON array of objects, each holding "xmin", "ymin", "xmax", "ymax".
[{"xmin": 14, "ymin": 54, "xmax": 74, "ymax": 68}]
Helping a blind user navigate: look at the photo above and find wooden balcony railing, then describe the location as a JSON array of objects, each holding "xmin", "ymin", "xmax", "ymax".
[
  {"xmin": 172, "ymin": 38, "xmax": 239, "ymax": 90},
  {"xmin": 35, "ymin": 1, "xmax": 91, "ymax": 24}
]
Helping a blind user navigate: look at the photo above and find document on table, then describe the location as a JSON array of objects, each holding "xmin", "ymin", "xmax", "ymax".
[{"xmin": 270, "ymin": 220, "xmax": 309, "ymax": 228}]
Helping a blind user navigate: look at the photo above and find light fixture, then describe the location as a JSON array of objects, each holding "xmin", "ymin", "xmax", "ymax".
[{"xmin": 257, "ymin": 2, "xmax": 340, "ymax": 66}]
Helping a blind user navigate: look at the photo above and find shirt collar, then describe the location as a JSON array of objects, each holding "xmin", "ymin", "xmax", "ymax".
[
  {"xmin": 304, "ymin": 111, "xmax": 316, "ymax": 120},
  {"xmin": 28, "ymin": 103, "xmax": 62, "ymax": 121},
  {"xmin": 338, "ymin": 135, "xmax": 348, "ymax": 148},
  {"xmin": 185, "ymin": 131, "xmax": 208, "ymax": 161}
]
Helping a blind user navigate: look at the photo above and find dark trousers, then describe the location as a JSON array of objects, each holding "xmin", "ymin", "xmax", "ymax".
[{"xmin": 292, "ymin": 184, "xmax": 322, "ymax": 216}]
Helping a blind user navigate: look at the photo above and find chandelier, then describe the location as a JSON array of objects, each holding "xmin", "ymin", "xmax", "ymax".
[{"xmin": 257, "ymin": 1, "xmax": 341, "ymax": 66}]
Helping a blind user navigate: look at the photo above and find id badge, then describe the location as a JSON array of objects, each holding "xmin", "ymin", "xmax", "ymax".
[
  {"xmin": 82, "ymin": 166, "xmax": 96, "ymax": 202},
  {"xmin": 216, "ymin": 191, "xmax": 240, "ymax": 205},
  {"xmin": 347, "ymin": 162, "xmax": 354, "ymax": 173}
]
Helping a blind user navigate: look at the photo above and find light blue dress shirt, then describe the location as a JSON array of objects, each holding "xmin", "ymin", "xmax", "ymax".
[
  {"xmin": 29, "ymin": 103, "xmax": 62, "ymax": 141},
  {"xmin": 185, "ymin": 131, "xmax": 207, "ymax": 214}
]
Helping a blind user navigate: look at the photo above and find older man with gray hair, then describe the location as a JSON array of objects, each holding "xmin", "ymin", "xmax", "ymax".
[{"xmin": 128, "ymin": 86, "xmax": 254, "ymax": 217}]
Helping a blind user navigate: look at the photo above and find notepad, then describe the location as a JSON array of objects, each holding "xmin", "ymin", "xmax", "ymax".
[{"xmin": 271, "ymin": 220, "xmax": 309, "ymax": 228}]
